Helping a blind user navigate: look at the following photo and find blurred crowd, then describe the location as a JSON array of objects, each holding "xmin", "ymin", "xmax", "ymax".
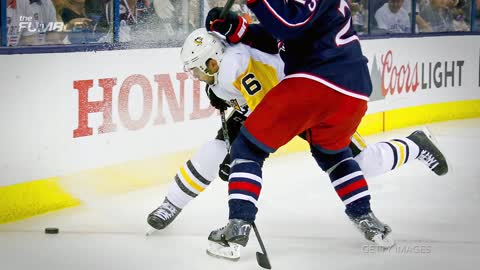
[
  {"xmin": 351, "ymin": 0, "xmax": 475, "ymax": 34},
  {"xmin": 2, "ymin": 0, "xmax": 479, "ymax": 46}
]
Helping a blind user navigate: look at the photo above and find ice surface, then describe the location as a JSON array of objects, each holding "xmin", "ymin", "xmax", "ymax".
[{"xmin": 1, "ymin": 118, "xmax": 479, "ymax": 270}]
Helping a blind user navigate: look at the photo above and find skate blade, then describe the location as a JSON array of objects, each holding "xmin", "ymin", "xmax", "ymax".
[
  {"xmin": 372, "ymin": 234, "xmax": 395, "ymax": 248},
  {"xmin": 206, "ymin": 240, "xmax": 241, "ymax": 261},
  {"xmin": 145, "ymin": 228, "xmax": 156, "ymax": 237}
]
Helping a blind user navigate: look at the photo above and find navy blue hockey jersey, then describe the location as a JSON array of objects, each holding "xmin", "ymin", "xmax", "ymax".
[{"xmin": 246, "ymin": 0, "xmax": 372, "ymax": 100}]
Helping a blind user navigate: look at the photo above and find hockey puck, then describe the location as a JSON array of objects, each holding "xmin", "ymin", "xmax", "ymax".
[{"xmin": 44, "ymin": 227, "xmax": 59, "ymax": 234}]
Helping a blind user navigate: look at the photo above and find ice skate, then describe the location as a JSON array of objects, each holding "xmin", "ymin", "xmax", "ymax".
[
  {"xmin": 147, "ymin": 198, "xmax": 181, "ymax": 230},
  {"xmin": 407, "ymin": 128, "xmax": 448, "ymax": 176},
  {"xmin": 206, "ymin": 219, "xmax": 252, "ymax": 260},
  {"xmin": 348, "ymin": 212, "xmax": 394, "ymax": 248}
]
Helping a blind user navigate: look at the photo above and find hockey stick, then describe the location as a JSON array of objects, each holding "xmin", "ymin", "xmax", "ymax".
[
  {"xmin": 217, "ymin": 0, "xmax": 236, "ymax": 147},
  {"xmin": 219, "ymin": 0, "xmax": 236, "ymax": 18},
  {"xmin": 220, "ymin": 110, "xmax": 230, "ymax": 153},
  {"xmin": 252, "ymin": 223, "xmax": 272, "ymax": 269}
]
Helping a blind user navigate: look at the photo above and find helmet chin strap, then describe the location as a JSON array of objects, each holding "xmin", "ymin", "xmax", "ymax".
[
  {"xmin": 212, "ymin": 72, "xmax": 219, "ymax": 86},
  {"xmin": 205, "ymin": 70, "xmax": 219, "ymax": 86}
]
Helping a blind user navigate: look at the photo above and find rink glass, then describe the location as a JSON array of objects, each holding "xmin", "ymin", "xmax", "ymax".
[{"xmin": 0, "ymin": 0, "xmax": 478, "ymax": 48}]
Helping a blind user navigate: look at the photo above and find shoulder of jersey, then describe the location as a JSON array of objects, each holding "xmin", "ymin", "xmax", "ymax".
[
  {"xmin": 218, "ymin": 44, "xmax": 248, "ymax": 84},
  {"xmin": 223, "ymin": 43, "xmax": 248, "ymax": 60}
]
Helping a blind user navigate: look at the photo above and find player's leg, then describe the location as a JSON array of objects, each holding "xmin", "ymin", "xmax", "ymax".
[
  {"xmin": 207, "ymin": 132, "xmax": 269, "ymax": 259},
  {"xmin": 308, "ymin": 89, "xmax": 392, "ymax": 247},
  {"xmin": 350, "ymin": 131, "xmax": 418, "ymax": 179},
  {"xmin": 147, "ymin": 139, "xmax": 227, "ymax": 230},
  {"xmin": 207, "ymin": 77, "xmax": 327, "ymax": 257},
  {"xmin": 351, "ymin": 130, "xmax": 448, "ymax": 179},
  {"xmin": 147, "ymin": 111, "xmax": 246, "ymax": 230}
]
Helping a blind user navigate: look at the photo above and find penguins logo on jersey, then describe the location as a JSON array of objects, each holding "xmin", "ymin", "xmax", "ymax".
[
  {"xmin": 227, "ymin": 100, "xmax": 249, "ymax": 115},
  {"xmin": 227, "ymin": 99, "xmax": 242, "ymax": 111},
  {"xmin": 194, "ymin": 36, "xmax": 203, "ymax": 46}
]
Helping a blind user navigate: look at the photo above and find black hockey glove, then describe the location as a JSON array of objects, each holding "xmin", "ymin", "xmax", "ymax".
[
  {"xmin": 205, "ymin": 7, "xmax": 248, "ymax": 44},
  {"xmin": 219, "ymin": 154, "xmax": 231, "ymax": 182},
  {"xmin": 206, "ymin": 85, "xmax": 229, "ymax": 111}
]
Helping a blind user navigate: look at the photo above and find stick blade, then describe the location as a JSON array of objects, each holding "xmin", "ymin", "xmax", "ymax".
[{"xmin": 256, "ymin": 252, "xmax": 272, "ymax": 269}]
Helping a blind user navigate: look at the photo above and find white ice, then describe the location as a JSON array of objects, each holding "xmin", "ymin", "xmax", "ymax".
[{"xmin": 1, "ymin": 118, "xmax": 479, "ymax": 270}]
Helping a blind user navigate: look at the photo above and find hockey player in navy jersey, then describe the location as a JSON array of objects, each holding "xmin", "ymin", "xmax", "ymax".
[{"xmin": 203, "ymin": 0, "xmax": 399, "ymax": 255}]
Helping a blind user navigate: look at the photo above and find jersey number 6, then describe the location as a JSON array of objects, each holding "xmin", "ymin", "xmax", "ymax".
[{"xmin": 241, "ymin": 73, "xmax": 262, "ymax": 95}]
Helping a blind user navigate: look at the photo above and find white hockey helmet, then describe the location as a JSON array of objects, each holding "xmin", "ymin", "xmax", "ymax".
[{"xmin": 180, "ymin": 28, "xmax": 225, "ymax": 77}]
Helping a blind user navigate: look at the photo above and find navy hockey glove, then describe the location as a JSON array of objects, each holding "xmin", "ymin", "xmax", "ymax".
[
  {"xmin": 219, "ymin": 154, "xmax": 231, "ymax": 182},
  {"xmin": 205, "ymin": 7, "xmax": 248, "ymax": 44},
  {"xmin": 206, "ymin": 85, "xmax": 229, "ymax": 111}
]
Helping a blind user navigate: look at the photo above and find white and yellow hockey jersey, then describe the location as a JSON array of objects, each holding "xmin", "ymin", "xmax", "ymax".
[{"xmin": 210, "ymin": 43, "xmax": 285, "ymax": 112}]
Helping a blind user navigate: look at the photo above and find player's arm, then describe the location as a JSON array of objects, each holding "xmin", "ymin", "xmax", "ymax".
[
  {"xmin": 241, "ymin": 24, "xmax": 279, "ymax": 54},
  {"xmin": 246, "ymin": 0, "xmax": 320, "ymax": 40},
  {"xmin": 205, "ymin": 85, "xmax": 230, "ymax": 111}
]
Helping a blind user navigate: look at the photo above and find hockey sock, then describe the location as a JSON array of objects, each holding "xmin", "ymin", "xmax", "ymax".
[
  {"xmin": 312, "ymin": 146, "xmax": 371, "ymax": 217},
  {"xmin": 354, "ymin": 137, "xmax": 420, "ymax": 178},
  {"xmin": 228, "ymin": 132, "xmax": 268, "ymax": 222},
  {"xmin": 228, "ymin": 161, "xmax": 262, "ymax": 222},
  {"xmin": 329, "ymin": 158, "xmax": 371, "ymax": 217},
  {"xmin": 166, "ymin": 139, "xmax": 227, "ymax": 208}
]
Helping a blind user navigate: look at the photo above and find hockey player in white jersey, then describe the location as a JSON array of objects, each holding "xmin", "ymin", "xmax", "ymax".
[{"xmin": 147, "ymin": 28, "xmax": 448, "ymax": 252}]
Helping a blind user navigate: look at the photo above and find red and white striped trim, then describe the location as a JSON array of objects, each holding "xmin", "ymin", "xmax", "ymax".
[
  {"xmin": 229, "ymin": 172, "xmax": 263, "ymax": 185},
  {"xmin": 284, "ymin": 73, "xmax": 370, "ymax": 101},
  {"xmin": 343, "ymin": 190, "xmax": 370, "ymax": 205},
  {"xmin": 332, "ymin": 171, "xmax": 363, "ymax": 187},
  {"xmin": 229, "ymin": 193, "xmax": 258, "ymax": 205}
]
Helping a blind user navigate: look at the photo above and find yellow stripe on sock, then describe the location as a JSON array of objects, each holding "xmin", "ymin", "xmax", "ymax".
[
  {"xmin": 391, "ymin": 141, "xmax": 406, "ymax": 168},
  {"xmin": 180, "ymin": 167, "xmax": 205, "ymax": 192}
]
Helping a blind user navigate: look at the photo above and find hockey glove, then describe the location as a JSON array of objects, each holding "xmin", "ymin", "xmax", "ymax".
[
  {"xmin": 219, "ymin": 154, "xmax": 231, "ymax": 182},
  {"xmin": 206, "ymin": 85, "xmax": 229, "ymax": 111},
  {"xmin": 205, "ymin": 7, "xmax": 248, "ymax": 44}
]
